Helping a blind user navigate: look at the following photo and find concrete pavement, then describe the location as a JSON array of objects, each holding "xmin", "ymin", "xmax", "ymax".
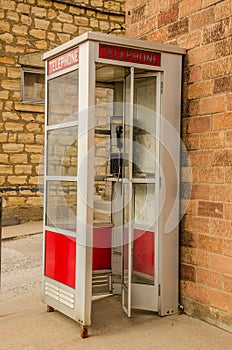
[
  {"xmin": 1, "ymin": 220, "xmax": 43, "ymax": 241},
  {"xmin": 0, "ymin": 222, "xmax": 231, "ymax": 349},
  {"xmin": 1, "ymin": 294, "xmax": 232, "ymax": 350}
]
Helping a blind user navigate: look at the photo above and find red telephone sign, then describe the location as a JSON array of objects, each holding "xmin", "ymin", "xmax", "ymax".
[
  {"xmin": 48, "ymin": 47, "xmax": 79, "ymax": 75},
  {"xmin": 99, "ymin": 43, "xmax": 161, "ymax": 66}
]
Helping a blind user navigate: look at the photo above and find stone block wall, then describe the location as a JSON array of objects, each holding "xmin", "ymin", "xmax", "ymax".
[
  {"xmin": 0, "ymin": 0, "xmax": 125, "ymax": 223},
  {"xmin": 126, "ymin": 0, "xmax": 232, "ymax": 332}
]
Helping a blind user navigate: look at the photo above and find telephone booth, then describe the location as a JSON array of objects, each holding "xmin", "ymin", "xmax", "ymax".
[{"xmin": 42, "ymin": 32, "xmax": 185, "ymax": 337}]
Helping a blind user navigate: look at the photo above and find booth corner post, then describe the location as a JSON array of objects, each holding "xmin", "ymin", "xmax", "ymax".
[{"xmin": 42, "ymin": 31, "xmax": 185, "ymax": 338}]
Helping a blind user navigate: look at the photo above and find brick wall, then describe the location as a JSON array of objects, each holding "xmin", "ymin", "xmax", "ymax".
[
  {"xmin": 126, "ymin": 0, "xmax": 232, "ymax": 332},
  {"xmin": 0, "ymin": 0, "xmax": 125, "ymax": 223}
]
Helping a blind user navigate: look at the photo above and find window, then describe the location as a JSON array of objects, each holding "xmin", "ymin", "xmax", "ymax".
[{"xmin": 21, "ymin": 68, "xmax": 45, "ymax": 104}]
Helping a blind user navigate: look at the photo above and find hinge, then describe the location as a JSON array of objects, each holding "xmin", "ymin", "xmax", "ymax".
[
  {"xmin": 158, "ymin": 284, "xmax": 161, "ymax": 296},
  {"xmin": 159, "ymin": 176, "xmax": 162, "ymax": 189},
  {"xmin": 160, "ymin": 81, "xmax": 163, "ymax": 94}
]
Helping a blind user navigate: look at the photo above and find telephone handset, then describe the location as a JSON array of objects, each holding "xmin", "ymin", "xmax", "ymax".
[
  {"xmin": 116, "ymin": 125, "xmax": 123, "ymax": 149},
  {"xmin": 110, "ymin": 116, "xmax": 123, "ymax": 177}
]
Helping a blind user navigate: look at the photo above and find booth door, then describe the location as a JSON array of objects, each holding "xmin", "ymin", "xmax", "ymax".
[{"xmin": 122, "ymin": 70, "xmax": 160, "ymax": 316}]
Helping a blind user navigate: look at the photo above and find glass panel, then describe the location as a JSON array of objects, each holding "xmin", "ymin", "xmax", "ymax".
[
  {"xmin": 48, "ymin": 70, "xmax": 78, "ymax": 125},
  {"xmin": 47, "ymin": 126, "xmax": 78, "ymax": 176},
  {"xmin": 96, "ymin": 64, "xmax": 127, "ymax": 83},
  {"xmin": 23, "ymin": 70, "xmax": 45, "ymax": 103},
  {"xmin": 95, "ymin": 86, "xmax": 113, "ymax": 129},
  {"xmin": 94, "ymin": 86, "xmax": 113, "ymax": 224},
  {"xmin": 133, "ymin": 76, "xmax": 156, "ymax": 178},
  {"xmin": 94, "ymin": 66, "xmax": 129, "ymax": 226},
  {"xmin": 46, "ymin": 181, "xmax": 77, "ymax": 231},
  {"xmin": 134, "ymin": 183, "xmax": 156, "ymax": 231},
  {"xmin": 132, "ymin": 184, "xmax": 155, "ymax": 285}
]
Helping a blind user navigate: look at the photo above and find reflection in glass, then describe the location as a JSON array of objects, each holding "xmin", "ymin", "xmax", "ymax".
[
  {"xmin": 48, "ymin": 70, "xmax": 79, "ymax": 125},
  {"xmin": 47, "ymin": 126, "xmax": 78, "ymax": 176},
  {"xmin": 134, "ymin": 184, "xmax": 155, "ymax": 231},
  {"xmin": 23, "ymin": 70, "xmax": 45, "ymax": 103},
  {"xmin": 133, "ymin": 76, "xmax": 156, "ymax": 177},
  {"xmin": 94, "ymin": 87, "xmax": 113, "ymax": 224},
  {"xmin": 132, "ymin": 184, "xmax": 155, "ymax": 285},
  {"xmin": 46, "ymin": 181, "xmax": 77, "ymax": 231}
]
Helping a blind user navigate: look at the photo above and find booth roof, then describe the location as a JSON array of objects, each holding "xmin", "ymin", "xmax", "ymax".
[{"xmin": 43, "ymin": 31, "xmax": 186, "ymax": 61}]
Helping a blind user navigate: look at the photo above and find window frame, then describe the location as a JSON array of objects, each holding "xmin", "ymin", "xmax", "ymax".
[{"xmin": 21, "ymin": 67, "xmax": 45, "ymax": 105}]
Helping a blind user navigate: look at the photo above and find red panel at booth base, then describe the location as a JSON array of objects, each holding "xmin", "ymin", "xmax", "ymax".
[
  {"xmin": 45, "ymin": 229, "xmax": 152, "ymax": 287},
  {"xmin": 92, "ymin": 227, "xmax": 112, "ymax": 270},
  {"xmin": 45, "ymin": 228, "xmax": 112, "ymax": 288},
  {"xmin": 133, "ymin": 230, "xmax": 154, "ymax": 277},
  {"xmin": 45, "ymin": 230, "xmax": 76, "ymax": 289},
  {"xmin": 123, "ymin": 230, "xmax": 154, "ymax": 277}
]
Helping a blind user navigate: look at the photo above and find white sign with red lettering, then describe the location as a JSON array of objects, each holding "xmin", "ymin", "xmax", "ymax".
[{"xmin": 48, "ymin": 47, "xmax": 79, "ymax": 75}]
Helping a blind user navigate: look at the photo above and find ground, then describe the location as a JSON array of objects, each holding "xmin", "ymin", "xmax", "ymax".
[{"xmin": 0, "ymin": 234, "xmax": 231, "ymax": 350}]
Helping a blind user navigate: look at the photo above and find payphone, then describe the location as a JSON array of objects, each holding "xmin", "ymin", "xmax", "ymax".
[
  {"xmin": 110, "ymin": 116, "xmax": 123, "ymax": 177},
  {"xmin": 42, "ymin": 32, "xmax": 185, "ymax": 338}
]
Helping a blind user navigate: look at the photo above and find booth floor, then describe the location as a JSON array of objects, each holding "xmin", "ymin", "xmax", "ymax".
[{"xmin": 1, "ymin": 222, "xmax": 231, "ymax": 350}]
